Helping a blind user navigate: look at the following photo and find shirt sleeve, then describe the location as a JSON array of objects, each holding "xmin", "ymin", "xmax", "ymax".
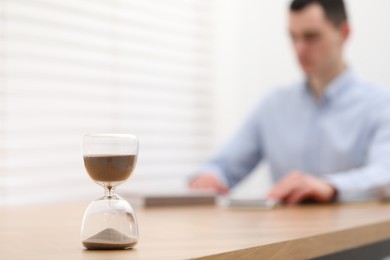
[
  {"xmin": 324, "ymin": 104, "xmax": 390, "ymax": 202},
  {"xmin": 201, "ymin": 103, "xmax": 265, "ymax": 188}
]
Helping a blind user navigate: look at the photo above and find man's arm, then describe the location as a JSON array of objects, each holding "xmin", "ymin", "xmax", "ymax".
[
  {"xmin": 323, "ymin": 106, "xmax": 390, "ymax": 201},
  {"xmin": 269, "ymin": 103, "xmax": 390, "ymax": 204},
  {"xmin": 189, "ymin": 103, "xmax": 265, "ymax": 193}
]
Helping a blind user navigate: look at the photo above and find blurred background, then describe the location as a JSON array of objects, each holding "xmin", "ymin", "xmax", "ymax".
[{"xmin": 0, "ymin": 0, "xmax": 389, "ymax": 206}]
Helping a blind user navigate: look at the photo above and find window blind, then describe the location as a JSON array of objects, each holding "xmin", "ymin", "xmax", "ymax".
[{"xmin": 0, "ymin": 0, "xmax": 214, "ymax": 206}]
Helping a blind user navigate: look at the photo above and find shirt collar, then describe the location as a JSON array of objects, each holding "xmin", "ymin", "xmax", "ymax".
[{"xmin": 303, "ymin": 68, "xmax": 356, "ymax": 104}]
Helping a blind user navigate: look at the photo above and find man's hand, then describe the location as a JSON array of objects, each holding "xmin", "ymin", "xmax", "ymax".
[
  {"xmin": 188, "ymin": 174, "xmax": 229, "ymax": 194},
  {"xmin": 267, "ymin": 171, "xmax": 337, "ymax": 205}
]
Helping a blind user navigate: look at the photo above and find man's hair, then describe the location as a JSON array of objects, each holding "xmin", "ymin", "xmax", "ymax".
[{"xmin": 290, "ymin": 0, "xmax": 348, "ymax": 27}]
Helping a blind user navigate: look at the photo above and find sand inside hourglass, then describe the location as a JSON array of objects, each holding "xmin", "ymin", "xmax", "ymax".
[
  {"xmin": 82, "ymin": 154, "xmax": 138, "ymax": 249},
  {"xmin": 82, "ymin": 228, "xmax": 137, "ymax": 249},
  {"xmin": 83, "ymin": 154, "xmax": 137, "ymax": 183}
]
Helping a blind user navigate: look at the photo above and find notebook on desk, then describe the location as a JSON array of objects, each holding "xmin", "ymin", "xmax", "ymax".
[{"xmin": 122, "ymin": 190, "xmax": 217, "ymax": 207}]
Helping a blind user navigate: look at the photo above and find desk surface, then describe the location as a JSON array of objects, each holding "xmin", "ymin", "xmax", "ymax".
[{"xmin": 2, "ymin": 201, "xmax": 390, "ymax": 259}]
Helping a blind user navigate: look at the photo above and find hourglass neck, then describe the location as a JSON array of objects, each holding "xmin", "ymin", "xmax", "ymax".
[{"xmin": 104, "ymin": 186, "xmax": 116, "ymax": 198}]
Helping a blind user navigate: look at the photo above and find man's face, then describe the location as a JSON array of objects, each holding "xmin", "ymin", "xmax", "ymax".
[{"xmin": 289, "ymin": 4, "xmax": 348, "ymax": 76}]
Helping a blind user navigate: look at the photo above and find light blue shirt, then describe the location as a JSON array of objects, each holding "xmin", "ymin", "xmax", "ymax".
[{"xmin": 205, "ymin": 69, "xmax": 390, "ymax": 201}]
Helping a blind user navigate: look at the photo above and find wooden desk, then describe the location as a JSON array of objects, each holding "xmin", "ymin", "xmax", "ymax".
[{"xmin": 1, "ymin": 202, "xmax": 390, "ymax": 259}]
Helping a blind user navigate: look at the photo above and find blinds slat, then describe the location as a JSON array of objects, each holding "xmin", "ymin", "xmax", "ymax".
[{"xmin": 7, "ymin": 0, "xmax": 213, "ymax": 49}]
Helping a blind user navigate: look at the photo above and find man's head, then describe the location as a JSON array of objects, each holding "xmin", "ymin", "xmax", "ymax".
[{"xmin": 289, "ymin": 0, "xmax": 350, "ymax": 76}]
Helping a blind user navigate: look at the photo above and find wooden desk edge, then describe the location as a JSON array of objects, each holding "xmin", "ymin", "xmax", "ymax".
[{"xmin": 195, "ymin": 219, "xmax": 390, "ymax": 260}]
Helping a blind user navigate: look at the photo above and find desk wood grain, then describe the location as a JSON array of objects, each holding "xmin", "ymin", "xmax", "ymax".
[{"xmin": 1, "ymin": 202, "xmax": 390, "ymax": 259}]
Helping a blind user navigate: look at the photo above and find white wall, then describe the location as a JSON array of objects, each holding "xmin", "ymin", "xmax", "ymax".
[
  {"xmin": 346, "ymin": 0, "xmax": 390, "ymax": 86},
  {"xmin": 212, "ymin": 0, "xmax": 390, "ymax": 198}
]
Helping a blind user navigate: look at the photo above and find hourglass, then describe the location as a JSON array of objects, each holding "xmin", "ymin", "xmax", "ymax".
[{"xmin": 81, "ymin": 134, "xmax": 139, "ymax": 250}]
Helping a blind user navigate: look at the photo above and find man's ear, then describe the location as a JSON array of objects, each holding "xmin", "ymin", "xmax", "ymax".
[{"xmin": 340, "ymin": 22, "xmax": 350, "ymax": 42}]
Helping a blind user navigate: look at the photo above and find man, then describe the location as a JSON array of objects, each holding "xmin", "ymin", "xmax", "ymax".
[{"xmin": 189, "ymin": 0, "xmax": 390, "ymax": 204}]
